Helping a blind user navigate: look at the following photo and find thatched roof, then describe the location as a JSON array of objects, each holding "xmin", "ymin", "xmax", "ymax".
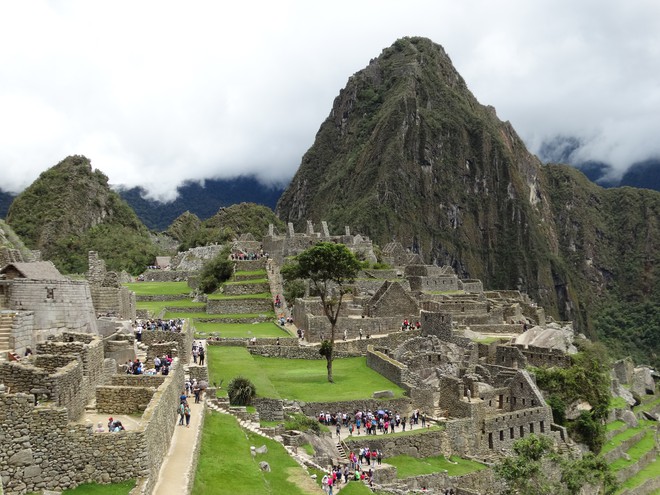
[{"xmin": 0, "ymin": 261, "xmax": 66, "ymax": 281}]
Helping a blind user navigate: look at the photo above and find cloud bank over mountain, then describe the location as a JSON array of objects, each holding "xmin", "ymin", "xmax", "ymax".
[{"xmin": 1, "ymin": 0, "xmax": 658, "ymax": 200}]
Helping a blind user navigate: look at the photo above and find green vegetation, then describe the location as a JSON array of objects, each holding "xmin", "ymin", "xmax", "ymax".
[
  {"xmin": 615, "ymin": 457, "xmax": 660, "ymax": 493},
  {"xmin": 136, "ymin": 299, "xmax": 205, "ymax": 316},
  {"xmin": 124, "ymin": 281, "xmax": 191, "ymax": 296},
  {"xmin": 601, "ymin": 420, "xmax": 655, "ymax": 455},
  {"xmin": 284, "ymin": 413, "xmax": 322, "ymax": 435},
  {"xmin": 387, "ymin": 455, "xmax": 486, "ymax": 478},
  {"xmin": 224, "ymin": 278, "xmax": 268, "ymax": 285},
  {"xmin": 6, "ymin": 155, "xmax": 158, "ymax": 275},
  {"xmin": 193, "ymin": 411, "xmax": 313, "ymax": 495},
  {"xmin": 198, "ymin": 247, "xmax": 233, "ymax": 293},
  {"xmin": 531, "ymin": 340, "xmax": 611, "ymax": 452},
  {"xmin": 172, "ymin": 202, "xmax": 285, "ymax": 251},
  {"xmin": 208, "ymin": 346, "xmax": 406, "ymax": 401},
  {"xmin": 495, "ymin": 434, "xmax": 617, "ymax": 495},
  {"xmin": 608, "ymin": 429, "xmax": 656, "ymax": 471},
  {"xmin": 207, "ymin": 292, "xmax": 272, "ymax": 300},
  {"xmin": 281, "ymin": 242, "xmax": 362, "ymax": 382},
  {"xmin": 227, "ymin": 376, "xmax": 257, "ymax": 406},
  {"xmin": 61, "ymin": 480, "xmax": 136, "ymax": 495},
  {"xmin": 194, "ymin": 322, "xmax": 290, "ymax": 338}
]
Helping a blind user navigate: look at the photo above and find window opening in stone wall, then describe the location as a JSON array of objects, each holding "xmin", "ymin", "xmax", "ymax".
[
  {"xmin": 498, "ymin": 394, "xmax": 503, "ymax": 408},
  {"xmin": 530, "ymin": 423, "xmax": 534, "ymax": 433},
  {"xmin": 510, "ymin": 427, "xmax": 514, "ymax": 439},
  {"xmin": 540, "ymin": 421, "xmax": 545, "ymax": 432},
  {"xmin": 500, "ymin": 430, "xmax": 504, "ymax": 441},
  {"xmin": 46, "ymin": 288, "xmax": 54, "ymax": 299},
  {"xmin": 522, "ymin": 398, "xmax": 525, "ymax": 405},
  {"xmin": 520, "ymin": 425, "xmax": 524, "ymax": 437},
  {"xmin": 488, "ymin": 432, "xmax": 493, "ymax": 449}
]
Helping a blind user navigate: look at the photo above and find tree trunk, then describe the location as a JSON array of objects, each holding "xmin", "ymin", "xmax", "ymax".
[{"xmin": 326, "ymin": 352, "xmax": 334, "ymax": 383}]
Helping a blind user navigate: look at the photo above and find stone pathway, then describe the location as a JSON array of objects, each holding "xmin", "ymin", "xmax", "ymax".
[{"xmin": 152, "ymin": 342, "xmax": 207, "ymax": 495}]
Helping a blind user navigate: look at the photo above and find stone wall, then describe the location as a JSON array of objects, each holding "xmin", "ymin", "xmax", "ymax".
[
  {"xmin": 298, "ymin": 397, "xmax": 414, "ymax": 418},
  {"xmin": 139, "ymin": 270, "xmax": 192, "ymax": 282},
  {"xmin": 223, "ymin": 282, "xmax": 270, "ymax": 296},
  {"xmin": 253, "ymin": 397, "xmax": 284, "ymax": 421},
  {"xmin": 298, "ymin": 314, "xmax": 403, "ymax": 343},
  {"xmin": 3, "ymin": 279, "xmax": 98, "ymax": 339},
  {"xmin": 409, "ymin": 275, "xmax": 459, "ymax": 292},
  {"xmin": 480, "ymin": 406, "xmax": 553, "ymax": 452},
  {"xmin": 7, "ymin": 311, "xmax": 33, "ymax": 357},
  {"xmin": 247, "ymin": 345, "xmax": 355, "ymax": 360},
  {"xmin": 140, "ymin": 323, "xmax": 193, "ymax": 365},
  {"xmin": 96, "ymin": 385, "xmax": 157, "ymax": 414},
  {"xmin": 517, "ymin": 345, "xmax": 571, "ymax": 368},
  {"xmin": 90, "ymin": 286, "xmax": 136, "ymax": 320},
  {"xmin": 206, "ymin": 298, "xmax": 273, "ymax": 314},
  {"xmin": 459, "ymin": 279, "xmax": 484, "ymax": 293},
  {"xmin": 0, "ymin": 356, "xmax": 184, "ymax": 495},
  {"xmin": 344, "ymin": 429, "xmax": 446, "ymax": 458}
]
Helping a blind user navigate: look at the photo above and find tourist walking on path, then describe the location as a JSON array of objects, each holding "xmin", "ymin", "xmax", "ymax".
[
  {"xmin": 198, "ymin": 345, "xmax": 205, "ymax": 365},
  {"xmin": 178, "ymin": 402, "xmax": 185, "ymax": 426},
  {"xmin": 184, "ymin": 403, "xmax": 191, "ymax": 427}
]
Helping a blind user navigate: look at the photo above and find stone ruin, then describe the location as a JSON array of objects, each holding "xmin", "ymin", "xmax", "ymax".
[{"xmin": 263, "ymin": 221, "xmax": 377, "ymax": 265}]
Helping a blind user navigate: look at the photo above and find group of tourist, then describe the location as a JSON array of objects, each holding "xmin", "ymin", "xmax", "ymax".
[
  {"xmin": 322, "ymin": 465, "xmax": 376, "ymax": 494},
  {"xmin": 184, "ymin": 378, "xmax": 203, "ymax": 404},
  {"xmin": 320, "ymin": 408, "xmax": 427, "ymax": 436},
  {"xmin": 401, "ymin": 318, "xmax": 421, "ymax": 331},
  {"xmin": 351, "ymin": 447, "xmax": 383, "ymax": 467},
  {"xmin": 191, "ymin": 341, "xmax": 205, "ymax": 365},
  {"xmin": 230, "ymin": 250, "xmax": 267, "ymax": 260},
  {"xmin": 134, "ymin": 318, "xmax": 185, "ymax": 335},
  {"xmin": 178, "ymin": 391, "xmax": 192, "ymax": 427},
  {"xmin": 123, "ymin": 354, "xmax": 173, "ymax": 376}
]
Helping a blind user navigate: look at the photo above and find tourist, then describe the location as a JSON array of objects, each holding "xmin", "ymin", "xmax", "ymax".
[
  {"xmin": 178, "ymin": 402, "xmax": 185, "ymax": 426},
  {"xmin": 321, "ymin": 473, "xmax": 329, "ymax": 494},
  {"xmin": 184, "ymin": 402, "xmax": 191, "ymax": 427},
  {"xmin": 192, "ymin": 346, "xmax": 198, "ymax": 364},
  {"xmin": 193, "ymin": 382, "xmax": 201, "ymax": 404},
  {"xmin": 336, "ymin": 422, "xmax": 341, "ymax": 438},
  {"xmin": 377, "ymin": 449, "xmax": 382, "ymax": 465},
  {"xmin": 95, "ymin": 422, "xmax": 104, "ymax": 433},
  {"xmin": 198, "ymin": 345, "xmax": 205, "ymax": 365},
  {"xmin": 359, "ymin": 328, "xmax": 363, "ymax": 340}
]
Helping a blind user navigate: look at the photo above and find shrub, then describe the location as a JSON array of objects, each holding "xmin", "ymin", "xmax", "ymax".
[
  {"xmin": 283, "ymin": 413, "xmax": 321, "ymax": 435},
  {"xmin": 227, "ymin": 376, "xmax": 256, "ymax": 406},
  {"xmin": 198, "ymin": 247, "xmax": 233, "ymax": 293}
]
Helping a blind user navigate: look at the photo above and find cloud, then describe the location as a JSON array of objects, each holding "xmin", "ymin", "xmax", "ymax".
[{"xmin": 1, "ymin": 0, "xmax": 659, "ymax": 199}]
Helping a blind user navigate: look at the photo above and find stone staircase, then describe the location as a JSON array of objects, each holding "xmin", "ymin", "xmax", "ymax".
[
  {"xmin": 0, "ymin": 312, "xmax": 16, "ymax": 361},
  {"xmin": 336, "ymin": 439, "xmax": 350, "ymax": 464}
]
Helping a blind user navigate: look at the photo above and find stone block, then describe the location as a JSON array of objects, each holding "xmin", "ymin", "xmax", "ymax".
[{"xmin": 373, "ymin": 390, "xmax": 395, "ymax": 399}]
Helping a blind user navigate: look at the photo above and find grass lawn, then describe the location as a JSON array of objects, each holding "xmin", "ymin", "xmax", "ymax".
[
  {"xmin": 162, "ymin": 312, "xmax": 276, "ymax": 320},
  {"xmin": 335, "ymin": 482, "xmax": 375, "ymax": 494},
  {"xmin": 137, "ymin": 300, "xmax": 206, "ymax": 315},
  {"xmin": 224, "ymin": 278, "xmax": 269, "ymax": 285},
  {"xmin": 193, "ymin": 411, "xmax": 317, "ymax": 495},
  {"xmin": 194, "ymin": 321, "xmax": 292, "ymax": 338},
  {"xmin": 61, "ymin": 480, "xmax": 136, "ymax": 495},
  {"xmin": 208, "ymin": 347, "xmax": 407, "ymax": 401},
  {"xmin": 606, "ymin": 420, "xmax": 626, "ymax": 433},
  {"xmin": 207, "ymin": 292, "xmax": 272, "ymax": 300},
  {"xmin": 124, "ymin": 281, "xmax": 190, "ymax": 296},
  {"xmin": 386, "ymin": 455, "xmax": 486, "ymax": 478}
]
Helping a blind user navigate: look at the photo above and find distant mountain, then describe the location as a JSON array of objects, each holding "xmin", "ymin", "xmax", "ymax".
[
  {"xmin": 118, "ymin": 176, "xmax": 286, "ymax": 231},
  {"xmin": 277, "ymin": 36, "xmax": 660, "ymax": 367},
  {"xmin": 6, "ymin": 155, "xmax": 158, "ymax": 274},
  {"xmin": 0, "ymin": 190, "xmax": 15, "ymax": 219},
  {"xmin": 538, "ymin": 136, "xmax": 660, "ymax": 191}
]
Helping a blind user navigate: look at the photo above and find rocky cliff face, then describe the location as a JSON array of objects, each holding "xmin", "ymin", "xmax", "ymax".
[
  {"xmin": 6, "ymin": 155, "xmax": 157, "ymax": 274},
  {"xmin": 277, "ymin": 37, "xmax": 660, "ymax": 338}
]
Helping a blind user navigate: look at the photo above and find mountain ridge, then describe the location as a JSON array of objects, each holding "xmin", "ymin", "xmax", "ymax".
[{"xmin": 276, "ymin": 36, "xmax": 660, "ymax": 365}]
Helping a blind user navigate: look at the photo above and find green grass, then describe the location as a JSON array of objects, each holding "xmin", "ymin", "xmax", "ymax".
[
  {"xmin": 194, "ymin": 321, "xmax": 291, "ymax": 338},
  {"xmin": 386, "ymin": 455, "xmax": 486, "ymax": 478},
  {"xmin": 162, "ymin": 312, "xmax": 276, "ymax": 320},
  {"xmin": 208, "ymin": 347, "xmax": 407, "ymax": 401},
  {"xmin": 61, "ymin": 480, "xmax": 136, "ymax": 495},
  {"xmin": 123, "ymin": 281, "xmax": 190, "ymax": 296},
  {"xmin": 609, "ymin": 396, "xmax": 628, "ymax": 410},
  {"xmin": 606, "ymin": 420, "xmax": 626, "ymax": 432},
  {"xmin": 235, "ymin": 270, "xmax": 268, "ymax": 277},
  {"xmin": 224, "ymin": 278, "xmax": 268, "ymax": 285},
  {"xmin": 137, "ymin": 299, "xmax": 205, "ymax": 315},
  {"xmin": 601, "ymin": 420, "xmax": 655, "ymax": 455},
  {"xmin": 301, "ymin": 443, "xmax": 315, "ymax": 456},
  {"xmin": 472, "ymin": 337, "xmax": 504, "ymax": 344},
  {"xmin": 609, "ymin": 429, "xmax": 656, "ymax": 471},
  {"xmin": 637, "ymin": 395, "xmax": 660, "ymax": 413},
  {"xmin": 207, "ymin": 292, "xmax": 272, "ymax": 300},
  {"xmin": 336, "ymin": 482, "xmax": 375, "ymax": 494},
  {"xmin": 615, "ymin": 456, "xmax": 660, "ymax": 493},
  {"xmin": 193, "ymin": 411, "xmax": 314, "ymax": 495}
]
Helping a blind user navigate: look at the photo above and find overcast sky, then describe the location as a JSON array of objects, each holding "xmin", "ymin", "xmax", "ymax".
[{"xmin": 1, "ymin": 0, "xmax": 659, "ymax": 200}]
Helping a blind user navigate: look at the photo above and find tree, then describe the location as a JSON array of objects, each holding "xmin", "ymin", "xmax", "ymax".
[
  {"xmin": 227, "ymin": 376, "xmax": 257, "ymax": 406},
  {"xmin": 198, "ymin": 247, "xmax": 233, "ymax": 294},
  {"xmin": 281, "ymin": 242, "xmax": 361, "ymax": 382}
]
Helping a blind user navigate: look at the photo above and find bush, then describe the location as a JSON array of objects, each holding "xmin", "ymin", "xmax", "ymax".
[
  {"xmin": 283, "ymin": 413, "xmax": 321, "ymax": 435},
  {"xmin": 227, "ymin": 376, "xmax": 256, "ymax": 406},
  {"xmin": 198, "ymin": 247, "xmax": 233, "ymax": 293}
]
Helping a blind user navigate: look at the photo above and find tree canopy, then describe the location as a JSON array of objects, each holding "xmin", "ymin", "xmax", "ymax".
[{"xmin": 281, "ymin": 242, "xmax": 361, "ymax": 382}]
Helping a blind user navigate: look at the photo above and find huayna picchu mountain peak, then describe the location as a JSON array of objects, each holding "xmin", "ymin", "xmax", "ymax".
[{"xmin": 277, "ymin": 36, "xmax": 660, "ymax": 365}]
